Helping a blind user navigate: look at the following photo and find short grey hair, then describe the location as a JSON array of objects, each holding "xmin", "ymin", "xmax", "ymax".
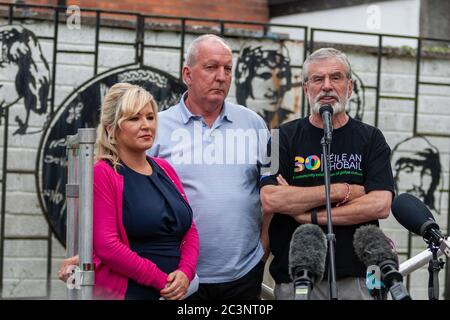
[
  {"xmin": 302, "ymin": 48, "xmax": 352, "ymax": 83},
  {"xmin": 185, "ymin": 34, "xmax": 232, "ymax": 67}
]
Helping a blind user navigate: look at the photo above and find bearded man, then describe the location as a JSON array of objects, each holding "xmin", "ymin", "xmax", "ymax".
[{"xmin": 260, "ymin": 48, "xmax": 395, "ymax": 300}]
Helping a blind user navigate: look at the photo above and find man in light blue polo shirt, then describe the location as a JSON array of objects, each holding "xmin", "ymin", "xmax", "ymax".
[{"xmin": 148, "ymin": 34, "xmax": 270, "ymax": 299}]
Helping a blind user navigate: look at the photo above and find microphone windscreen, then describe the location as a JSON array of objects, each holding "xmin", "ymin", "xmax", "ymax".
[
  {"xmin": 319, "ymin": 104, "xmax": 333, "ymax": 116},
  {"xmin": 391, "ymin": 193, "xmax": 437, "ymax": 236},
  {"xmin": 353, "ymin": 225, "xmax": 398, "ymax": 267},
  {"xmin": 289, "ymin": 224, "xmax": 327, "ymax": 282}
]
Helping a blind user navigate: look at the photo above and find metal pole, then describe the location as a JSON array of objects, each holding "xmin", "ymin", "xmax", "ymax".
[
  {"xmin": 46, "ymin": 227, "xmax": 53, "ymax": 299},
  {"xmin": 65, "ymin": 134, "xmax": 79, "ymax": 300},
  {"xmin": 94, "ymin": 11, "xmax": 100, "ymax": 76},
  {"xmin": 374, "ymin": 35, "xmax": 382, "ymax": 128},
  {"xmin": 399, "ymin": 239, "xmax": 450, "ymax": 276},
  {"xmin": 321, "ymin": 139, "xmax": 338, "ymax": 300},
  {"xmin": 413, "ymin": 38, "xmax": 422, "ymax": 135},
  {"xmin": 51, "ymin": 6, "xmax": 59, "ymax": 114},
  {"xmin": 179, "ymin": 18, "xmax": 186, "ymax": 79},
  {"xmin": 77, "ymin": 128, "xmax": 96, "ymax": 300},
  {"xmin": 0, "ymin": 107, "xmax": 9, "ymax": 297}
]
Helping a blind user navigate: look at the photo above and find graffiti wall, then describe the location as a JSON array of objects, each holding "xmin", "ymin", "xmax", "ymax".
[
  {"xmin": 39, "ymin": 65, "xmax": 185, "ymax": 244},
  {"xmin": 0, "ymin": 25, "xmax": 50, "ymax": 135},
  {"xmin": 0, "ymin": 15, "xmax": 449, "ymax": 299},
  {"xmin": 234, "ymin": 45, "xmax": 367, "ymax": 129}
]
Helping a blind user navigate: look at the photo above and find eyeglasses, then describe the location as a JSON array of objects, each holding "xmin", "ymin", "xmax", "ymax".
[{"xmin": 307, "ymin": 73, "xmax": 348, "ymax": 86}]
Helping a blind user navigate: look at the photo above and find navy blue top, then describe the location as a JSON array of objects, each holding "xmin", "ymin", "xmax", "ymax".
[{"xmin": 119, "ymin": 158, "xmax": 192, "ymax": 300}]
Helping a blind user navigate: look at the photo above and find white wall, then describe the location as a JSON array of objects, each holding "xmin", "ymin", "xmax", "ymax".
[{"xmin": 270, "ymin": 0, "xmax": 420, "ymax": 47}]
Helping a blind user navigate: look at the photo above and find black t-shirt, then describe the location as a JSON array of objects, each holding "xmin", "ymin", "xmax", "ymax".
[{"xmin": 260, "ymin": 116, "xmax": 395, "ymax": 283}]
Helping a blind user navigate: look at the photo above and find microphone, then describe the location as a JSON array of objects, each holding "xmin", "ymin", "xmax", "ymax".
[
  {"xmin": 319, "ymin": 105, "xmax": 333, "ymax": 143},
  {"xmin": 354, "ymin": 225, "xmax": 412, "ymax": 300},
  {"xmin": 392, "ymin": 193, "xmax": 450, "ymax": 257},
  {"xmin": 289, "ymin": 224, "xmax": 327, "ymax": 300}
]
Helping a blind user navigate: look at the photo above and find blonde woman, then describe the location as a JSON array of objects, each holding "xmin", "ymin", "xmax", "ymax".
[{"xmin": 61, "ymin": 83, "xmax": 199, "ymax": 300}]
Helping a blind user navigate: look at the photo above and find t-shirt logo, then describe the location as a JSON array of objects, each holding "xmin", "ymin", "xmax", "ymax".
[
  {"xmin": 293, "ymin": 153, "xmax": 363, "ymax": 179},
  {"xmin": 294, "ymin": 155, "xmax": 321, "ymax": 172}
]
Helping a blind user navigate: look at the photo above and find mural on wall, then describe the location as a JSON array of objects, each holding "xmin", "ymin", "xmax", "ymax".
[
  {"xmin": 391, "ymin": 135, "xmax": 443, "ymax": 214},
  {"xmin": 347, "ymin": 72, "xmax": 365, "ymax": 122},
  {"xmin": 37, "ymin": 65, "xmax": 186, "ymax": 245},
  {"xmin": 0, "ymin": 25, "xmax": 50, "ymax": 135},
  {"xmin": 0, "ymin": 25, "xmax": 434, "ymax": 249},
  {"xmin": 235, "ymin": 45, "xmax": 367, "ymax": 129},
  {"xmin": 35, "ymin": 45, "xmax": 375, "ymax": 245},
  {"xmin": 235, "ymin": 45, "xmax": 300, "ymax": 129}
]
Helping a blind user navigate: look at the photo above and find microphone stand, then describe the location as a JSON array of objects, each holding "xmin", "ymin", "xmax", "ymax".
[
  {"xmin": 427, "ymin": 243, "xmax": 444, "ymax": 300},
  {"xmin": 321, "ymin": 134, "xmax": 338, "ymax": 300}
]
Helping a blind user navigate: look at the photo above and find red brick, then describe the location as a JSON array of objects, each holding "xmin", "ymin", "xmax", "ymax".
[{"xmin": 25, "ymin": 0, "xmax": 269, "ymax": 26}]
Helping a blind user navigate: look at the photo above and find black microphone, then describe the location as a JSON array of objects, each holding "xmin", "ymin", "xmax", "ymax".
[
  {"xmin": 289, "ymin": 224, "xmax": 327, "ymax": 300},
  {"xmin": 354, "ymin": 225, "xmax": 412, "ymax": 300},
  {"xmin": 392, "ymin": 194, "xmax": 449, "ymax": 256},
  {"xmin": 319, "ymin": 105, "xmax": 333, "ymax": 143}
]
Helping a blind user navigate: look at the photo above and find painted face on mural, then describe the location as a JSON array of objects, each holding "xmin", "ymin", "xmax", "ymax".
[
  {"xmin": 250, "ymin": 65, "xmax": 275, "ymax": 105},
  {"xmin": 235, "ymin": 46, "xmax": 292, "ymax": 107},
  {"xmin": 183, "ymin": 40, "xmax": 232, "ymax": 108},
  {"xmin": 0, "ymin": 60, "xmax": 20, "ymax": 108},
  {"xmin": 252, "ymin": 66, "xmax": 290, "ymax": 110},
  {"xmin": 234, "ymin": 46, "xmax": 294, "ymax": 128},
  {"xmin": 346, "ymin": 74, "xmax": 365, "ymax": 121},
  {"xmin": 0, "ymin": 30, "xmax": 20, "ymax": 109},
  {"xmin": 392, "ymin": 136, "xmax": 442, "ymax": 212},
  {"xmin": 304, "ymin": 57, "xmax": 353, "ymax": 115},
  {"xmin": 0, "ymin": 25, "xmax": 50, "ymax": 135},
  {"xmin": 396, "ymin": 160, "xmax": 433, "ymax": 199}
]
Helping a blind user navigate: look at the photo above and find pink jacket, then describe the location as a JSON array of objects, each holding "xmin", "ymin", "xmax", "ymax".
[{"xmin": 92, "ymin": 157, "xmax": 199, "ymax": 299}]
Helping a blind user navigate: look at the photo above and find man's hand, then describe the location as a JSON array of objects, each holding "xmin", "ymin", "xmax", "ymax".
[
  {"xmin": 349, "ymin": 184, "xmax": 366, "ymax": 201},
  {"xmin": 279, "ymin": 174, "xmax": 365, "ymax": 203},
  {"xmin": 261, "ymin": 213, "xmax": 271, "ymax": 263},
  {"xmin": 160, "ymin": 270, "xmax": 189, "ymax": 300},
  {"xmin": 276, "ymin": 174, "xmax": 289, "ymax": 186},
  {"xmin": 58, "ymin": 255, "xmax": 79, "ymax": 282},
  {"xmin": 261, "ymin": 176, "xmax": 286, "ymax": 263}
]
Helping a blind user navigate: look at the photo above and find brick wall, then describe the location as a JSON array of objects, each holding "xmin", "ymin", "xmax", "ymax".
[{"xmin": 17, "ymin": 0, "xmax": 269, "ymax": 22}]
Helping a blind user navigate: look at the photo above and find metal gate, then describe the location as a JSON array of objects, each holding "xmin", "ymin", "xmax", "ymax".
[{"xmin": 0, "ymin": 2, "xmax": 449, "ymax": 299}]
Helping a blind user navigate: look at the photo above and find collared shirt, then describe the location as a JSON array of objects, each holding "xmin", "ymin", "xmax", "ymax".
[{"xmin": 148, "ymin": 92, "xmax": 269, "ymax": 283}]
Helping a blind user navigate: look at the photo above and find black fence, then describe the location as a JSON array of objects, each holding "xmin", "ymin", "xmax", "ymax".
[{"xmin": 0, "ymin": 2, "xmax": 449, "ymax": 299}]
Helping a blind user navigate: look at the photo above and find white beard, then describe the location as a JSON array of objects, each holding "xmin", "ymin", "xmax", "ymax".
[
  {"xmin": 311, "ymin": 99, "xmax": 347, "ymax": 115},
  {"xmin": 310, "ymin": 91, "xmax": 349, "ymax": 115}
]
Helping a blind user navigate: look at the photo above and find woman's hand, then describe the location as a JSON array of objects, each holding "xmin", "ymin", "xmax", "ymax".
[
  {"xmin": 160, "ymin": 270, "xmax": 189, "ymax": 300},
  {"xmin": 58, "ymin": 255, "xmax": 79, "ymax": 282}
]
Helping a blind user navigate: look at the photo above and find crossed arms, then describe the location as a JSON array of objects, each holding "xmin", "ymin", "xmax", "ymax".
[{"xmin": 260, "ymin": 174, "xmax": 392, "ymax": 226}]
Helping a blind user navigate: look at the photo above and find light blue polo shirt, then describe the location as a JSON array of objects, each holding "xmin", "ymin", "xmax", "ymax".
[{"xmin": 147, "ymin": 93, "xmax": 269, "ymax": 283}]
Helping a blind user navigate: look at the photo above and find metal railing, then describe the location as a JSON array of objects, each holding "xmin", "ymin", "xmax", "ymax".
[
  {"xmin": 0, "ymin": 1, "xmax": 448, "ymax": 299},
  {"xmin": 65, "ymin": 128, "xmax": 96, "ymax": 300}
]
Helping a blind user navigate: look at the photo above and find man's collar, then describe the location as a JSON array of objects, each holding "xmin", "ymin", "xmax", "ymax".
[
  {"xmin": 179, "ymin": 92, "xmax": 196, "ymax": 124},
  {"xmin": 219, "ymin": 100, "xmax": 233, "ymax": 123},
  {"xmin": 178, "ymin": 91, "xmax": 233, "ymax": 124}
]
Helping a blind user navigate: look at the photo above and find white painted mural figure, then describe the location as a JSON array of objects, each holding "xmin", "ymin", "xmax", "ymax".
[{"xmin": 0, "ymin": 25, "xmax": 50, "ymax": 135}]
